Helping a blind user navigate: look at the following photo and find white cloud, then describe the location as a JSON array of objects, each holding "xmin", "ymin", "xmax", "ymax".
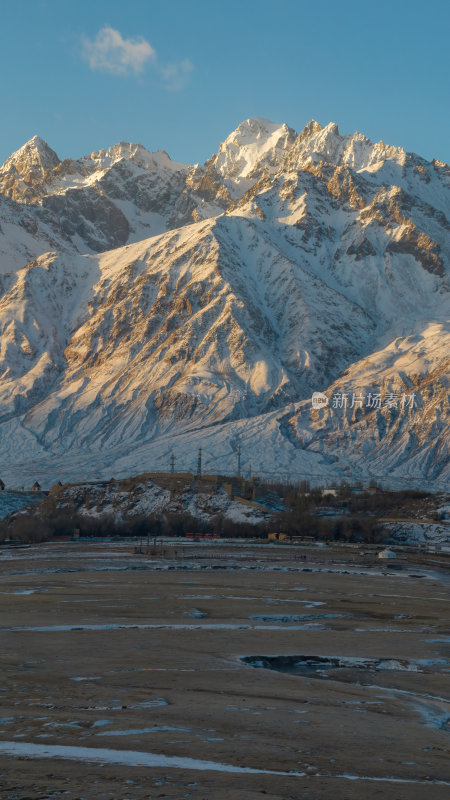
[
  {"xmin": 82, "ymin": 26, "xmax": 156, "ymax": 76},
  {"xmin": 81, "ymin": 26, "xmax": 193, "ymax": 90},
  {"xmin": 160, "ymin": 59, "xmax": 194, "ymax": 91}
]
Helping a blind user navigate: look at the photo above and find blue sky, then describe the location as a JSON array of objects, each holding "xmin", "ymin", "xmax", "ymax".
[{"xmin": 1, "ymin": 0, "xmax": 449, "ymax": 165}]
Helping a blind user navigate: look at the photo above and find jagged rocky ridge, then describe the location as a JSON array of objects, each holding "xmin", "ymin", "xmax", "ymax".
[{"xmin": 0, "ymin": 118, "xmax": 448, "ymax": 488}]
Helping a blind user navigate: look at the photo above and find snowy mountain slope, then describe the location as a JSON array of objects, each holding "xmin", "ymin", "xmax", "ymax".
[
  {"xmin": 0, "ymin": 215, "xmax": 447, "ymax": 486},
  {"xmin": 289, "ymin": 320, "xmax": 450, "ymax": 485},
  {"xmin": 1, "ymin": 216, "xmax": 377, "ymax": 444},
  {"xmin": 0, "ymin": 117, "xmax": 448, "ymax": 488},
  {"xmin": 0, "ymin": 193, "xmax": 73, "ymax": 274}
]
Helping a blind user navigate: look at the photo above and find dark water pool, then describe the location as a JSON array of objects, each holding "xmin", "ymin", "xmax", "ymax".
[{"xmin": 241, "ymin": 654, "xmax": 421, "ymax": 678}]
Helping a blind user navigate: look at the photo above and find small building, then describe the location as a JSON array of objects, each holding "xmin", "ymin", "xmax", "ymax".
[
  {"xmin": 268, "ymin": 532, "xmax": 289, "ymax": 542},
  {"xmin": 0, "ymin": 479, "xmax": 4, "ymax": 491},
  {"xmin": 32, "ymin": 481, "xmax": 41, "ymax": 492},
  {"xmin": 378, "ymin": 548, "xmax": 396, "ymax": 560}
]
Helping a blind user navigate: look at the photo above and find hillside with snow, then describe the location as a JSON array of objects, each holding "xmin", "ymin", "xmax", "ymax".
[{"xmin": 0, "ymin": 117, "xmax": 448, "ymax": 489}]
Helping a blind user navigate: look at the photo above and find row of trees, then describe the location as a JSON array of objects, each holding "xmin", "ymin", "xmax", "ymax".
[{"xmin": 0, "ymin": 506, "xmax": 388, "ymax": 546}]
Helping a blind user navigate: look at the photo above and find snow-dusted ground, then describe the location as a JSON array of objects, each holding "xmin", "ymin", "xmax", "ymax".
[
  {"xmin": 0, "ymin": 743, "xmax": 448, "ymax": 786},
  {"xmin": 386, "ymin": 521, "xmax": 450, "ymax": 549},
  {"xmin": 49, "ymin": 480, "xmax": 269, "ymax": 526}
]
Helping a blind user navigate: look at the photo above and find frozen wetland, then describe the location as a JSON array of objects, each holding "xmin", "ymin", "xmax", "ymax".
[{"xmin": 0, "ymin": 538, "xmax": 449, "ymax": 799}]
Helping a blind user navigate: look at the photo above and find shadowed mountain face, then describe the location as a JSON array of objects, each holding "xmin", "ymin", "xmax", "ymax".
[{"xmin": 0, "ymin": 118, "xmax": 448, "ymax": 487}]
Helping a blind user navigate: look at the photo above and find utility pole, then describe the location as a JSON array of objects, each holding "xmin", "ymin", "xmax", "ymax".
[
  {"xmin": 170, "ymin": 453, "xmax": 175, "ymax": 474},
  {"xmin": 197, "ymin": 447, "xmax": 202, "ymax": 477},
  {"xmin": 237, "ymin": 443, "xmax": 241, "ymax": 477}
]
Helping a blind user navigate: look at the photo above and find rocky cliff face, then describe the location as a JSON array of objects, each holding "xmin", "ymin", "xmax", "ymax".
[{"xmin": 0, "ymin": 118, "xmax": 448, "ymax": 488}]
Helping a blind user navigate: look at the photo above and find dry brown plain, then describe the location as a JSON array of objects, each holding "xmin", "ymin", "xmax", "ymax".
[{"xmin": 0, "ymin": 539, "xmax": 449, "ymax": 800}]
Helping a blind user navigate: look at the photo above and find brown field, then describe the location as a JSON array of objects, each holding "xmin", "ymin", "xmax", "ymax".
[{"xmin": 0, "ymin": 539, "xmax": 449, "ymax": 799}]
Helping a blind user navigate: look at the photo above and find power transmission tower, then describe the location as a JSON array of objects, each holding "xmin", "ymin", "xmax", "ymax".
[
  {"xmin": 170, "ymin": 453, "xmax": 175, "ymax": 474},
  {"xmin": 197, "ymin": 448, "xmax": 202, "ymax": 477}
]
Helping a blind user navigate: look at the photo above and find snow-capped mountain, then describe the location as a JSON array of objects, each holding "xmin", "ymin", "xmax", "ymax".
[{"xmin": 0, "ymin": 118, "xmax": 448, "ymax": 488}]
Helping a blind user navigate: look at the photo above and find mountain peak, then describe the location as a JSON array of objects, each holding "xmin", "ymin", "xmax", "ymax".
[
  {"xmin": 224, "ymin": 116, "xmax": 293, "ymax": 145},
  {"xmin": 238, "ymin": 116, "xmax": 287, "ymax": 133},
  {"xmin": 210, "ymin": 117, "xmax": 297, "ymax": 187},
  {"xmin": 323, "ymin": 121, "xmax": 340, "ymax": 135},
  {"xmin": 299, "ymin": 120, "xmax": 323, "ymax": 140},
  {"xmin": 27, "ymin": 134, "xmax": 50, "ymax": 148},
  {"xmin": 1, "ymin": 135, "xmax": 60, "ymax": 180},
  {"xmin": 81, "ymin": 141, "xmax": 187, "ymax": 174}
]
